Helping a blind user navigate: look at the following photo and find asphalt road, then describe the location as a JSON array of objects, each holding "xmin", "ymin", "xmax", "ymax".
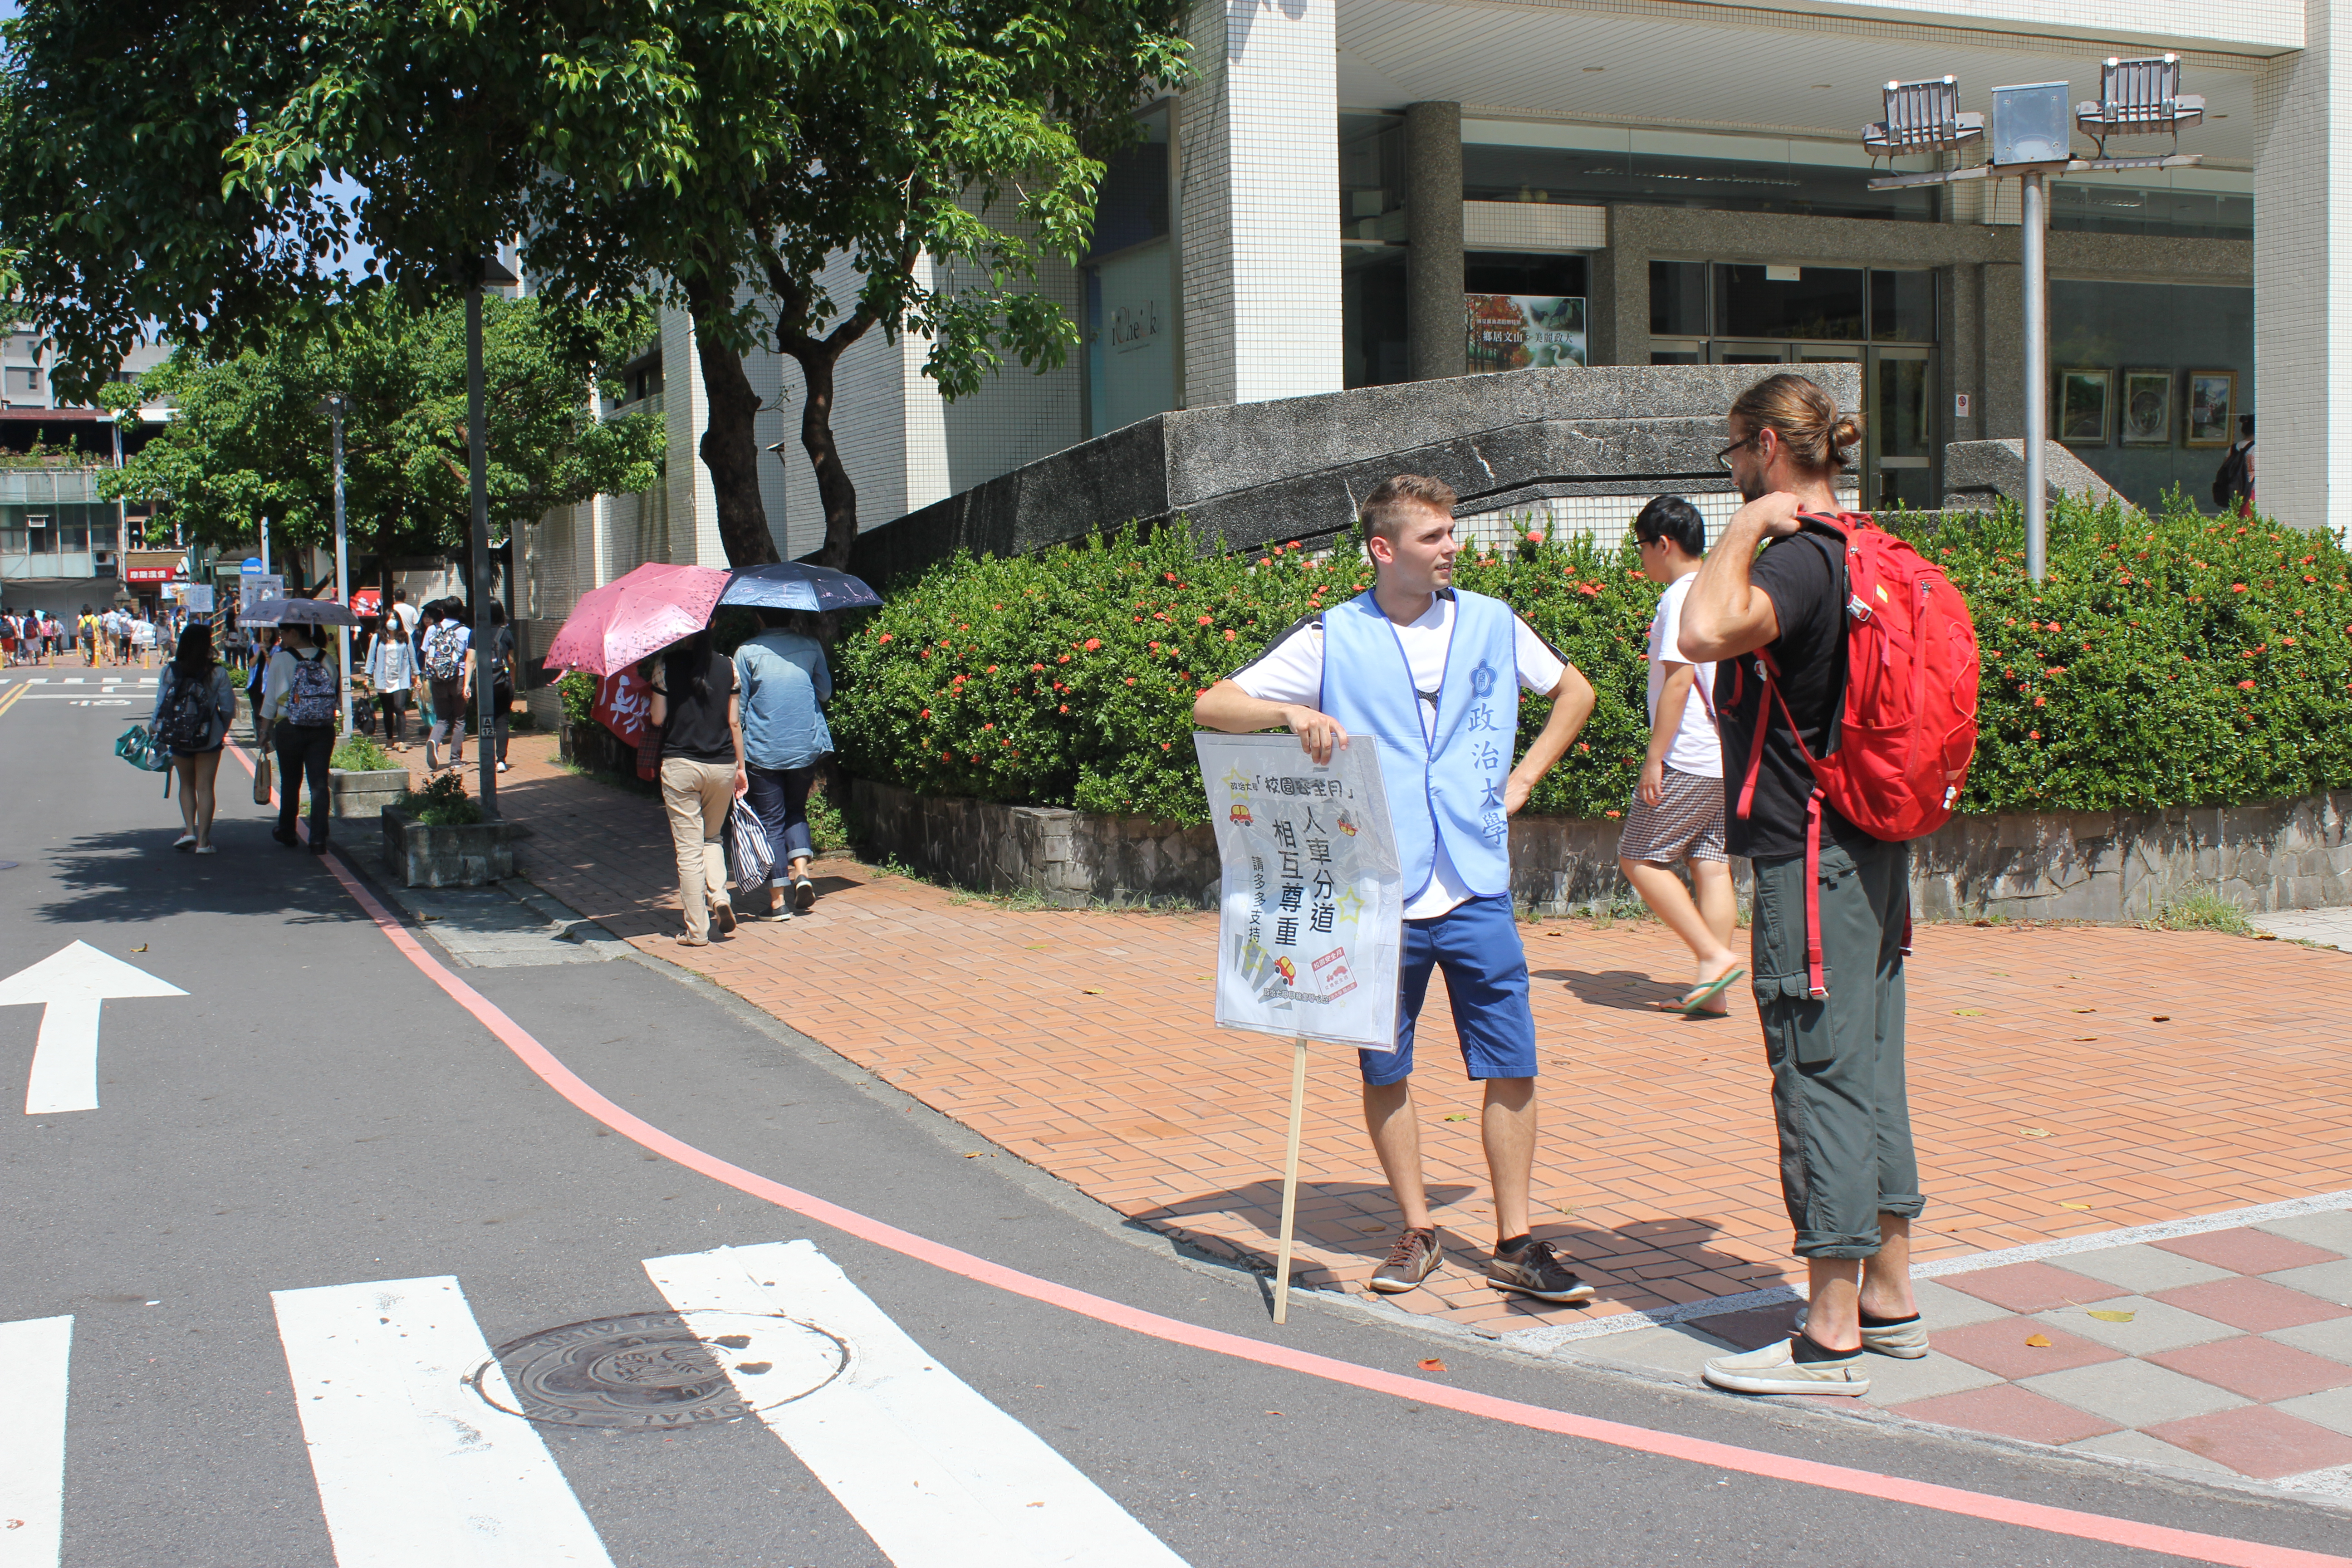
[{"xmin": 2, "ymin": 675, "xmax": 2347, "ymax": 1568}]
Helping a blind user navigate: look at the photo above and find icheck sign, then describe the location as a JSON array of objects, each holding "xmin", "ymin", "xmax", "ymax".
[{"xmin": 1194, "ymin": 732, "xmax": 1403, "ymax": 1050}]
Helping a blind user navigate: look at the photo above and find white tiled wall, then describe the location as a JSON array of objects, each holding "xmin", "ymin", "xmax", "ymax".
[
  {"xmin": 1179, "ymin": 0, "xmax": 1346, "ymax": 407},
  {"xmin": 1457, "ymin": 489, "xmax": 1860, "ymax": 555},
  {"xmin": 2254, "ymin": 0, "xmax": 2352, "ymax": 536}
]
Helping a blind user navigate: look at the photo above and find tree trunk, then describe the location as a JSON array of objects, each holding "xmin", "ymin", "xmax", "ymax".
[
  {"xmin": 691, "ymin": 330, "xmax": 782, "ymax": 568},
  {"xmin": 788, "ymin": 336, "xmax": 862, "ymax": 569}
]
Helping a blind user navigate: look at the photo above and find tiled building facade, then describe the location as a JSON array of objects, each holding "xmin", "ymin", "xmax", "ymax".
[{"xmin": 522, "ymin": 0, "xmax": 2310, "ymax": 693}]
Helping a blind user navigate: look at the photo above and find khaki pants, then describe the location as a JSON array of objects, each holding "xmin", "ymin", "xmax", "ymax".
[{"xmin": 660, "ymin": 756, "xmax": 735, "ymax": 940}]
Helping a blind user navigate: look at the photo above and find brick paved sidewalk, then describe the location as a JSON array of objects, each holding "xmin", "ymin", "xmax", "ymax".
[{"xmin": 454, "ymin": 735, "xmax": 2352, "ymax": 1481}]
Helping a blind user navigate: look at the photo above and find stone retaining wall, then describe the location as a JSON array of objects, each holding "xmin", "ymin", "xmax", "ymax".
[{"xmin": 851, "ymin": 777, "xmax": 2352, "ymax": 921}]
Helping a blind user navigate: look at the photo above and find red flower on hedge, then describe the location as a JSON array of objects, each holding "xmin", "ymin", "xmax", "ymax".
[
  {"xmin": 981, "ymin": 722, "xmax": 995, "ymax": 731},
  {"xmin": 1084, "ymin": 638, "xmax": 1101, "ymax": 650},
  {"xmin": 920, "ymin": 708, "xmax": 931, "ymax": 719},
  {"xmin": 2029, "ymin": 730, "xmax": 2041, "ymax": 740},
  {"xmin": 2238, "ymin": 678, "xmax": 2257, "ymax": 690},
  {"xmin": 1197, "ymin": 615, "xmax": 1213, "ymax": 625},
  {"xmin": 2232, "ymin": 583, "xmax": 2249, "ymax": 594},
  {"xmin": 1030, "ymin": 662, "xmax": 1045, "ymax": 672},
  {"xmin": 877, "ymin": 632, "xmax": 894, "ymax": 643},
  {"xmin": 2034, "ymin": 695, "xmax": 2046, "ymax": 707}
]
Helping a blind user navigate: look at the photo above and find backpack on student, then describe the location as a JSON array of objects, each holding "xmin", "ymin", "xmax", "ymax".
[
  {"xmin": 286, "ymin": 652, "xmax": 338, "ymax": 726},
  {"xmin": 421, "ymin": 623, "xmax": 465, "ymax": 682},
  {"xmin": 153, "ymin": 668, "xmax": 216, "ymax": 752},
  {"xmin": 2212, "ymin": 443, "xmax": 2252, "ymax": 510},
  {"xmin": 1732, "ymin": 513, "xmax": 1982, "ymax": 998}
]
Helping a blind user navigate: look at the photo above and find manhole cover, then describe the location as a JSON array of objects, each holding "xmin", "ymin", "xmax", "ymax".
[{"xmin": 472, "ymin": 1309, "xmax": 849, "ymax": 1431}]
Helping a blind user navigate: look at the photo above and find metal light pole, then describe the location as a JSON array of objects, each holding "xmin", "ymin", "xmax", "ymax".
[
  {"xmin": 317, "ymin": 393, "xmax": 353, "ymax": 733},
  {"xmin": 2019, "ymin": 172, "xmax": 2048, "ymax": 582},
  {"xmin": 1866, "ymin": 61, "xmax": 2203, "ymax": 584},
  {"xmin": 469, "ymin": 252, "xmax": 519, "ymax": 820}
]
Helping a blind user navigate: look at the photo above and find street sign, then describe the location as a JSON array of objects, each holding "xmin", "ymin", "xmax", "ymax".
[
  {"xmin": 1193, "ymin": 731, "xmax": 1403, "ymax": 1050},
  {"xmin": 0, "ymin": 940, "xmax": 187, "ymax": 1114}
]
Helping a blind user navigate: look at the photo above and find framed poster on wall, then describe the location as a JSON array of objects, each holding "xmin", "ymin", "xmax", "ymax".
[
  {"xmin": 2058, "ymin": 369, "xmax": 2112, "ymax": 446},
  {"xmin": 2186, "ymin": 371, "xmax": 2237, "ymax": 446},
  {"xmin": 1465, "ymin": 295, "xmax": 1587, "ymax": 374},
  {"xmin": 2120, "ymin": 370, "xmax": 2173, "ymax": 446}
]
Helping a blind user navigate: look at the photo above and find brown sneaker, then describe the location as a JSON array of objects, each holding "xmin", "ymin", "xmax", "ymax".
[
  {"xmin": 710, "ymin": 899, "xmax": 737, "ymax": 935},
  {"xmin": 1485, "ymin": 1239, "xmax": 1596, "ymax": 1303},
  {"xmin": 1369, "ymin": 1227, "xmax": 1443, "ymax": 1294}
]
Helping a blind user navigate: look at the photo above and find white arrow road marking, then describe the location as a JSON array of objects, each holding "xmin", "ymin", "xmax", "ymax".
[
  {"xmin": 0, "ymin": 1315, "xmax": 71, "ymax": 1568},
  {"xmin": 0, "ymin": 942, "xmax": 187, "ymax": 1115},
  {"xmin": 645, "ymin": 1241, "xmax": 1189, "ymax": 1568},
  {"xmin": 271, "ymin": 1277, "xmax": 613, "ymax": 1568}
]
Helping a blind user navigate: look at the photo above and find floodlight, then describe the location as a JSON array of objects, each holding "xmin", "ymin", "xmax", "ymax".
[
  {"xmin": 1862, "ymin": 77, "xmax": 1984, "ymax": 157},
  {"xmin": 2076, "ymin": 55, "xmax": 2204, "ymax": 157}
]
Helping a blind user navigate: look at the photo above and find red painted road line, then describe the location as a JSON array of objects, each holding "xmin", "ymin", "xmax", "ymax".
[{"xmin": 223, "ymin": 740, "xmax": 2351, "ymax": 1568}]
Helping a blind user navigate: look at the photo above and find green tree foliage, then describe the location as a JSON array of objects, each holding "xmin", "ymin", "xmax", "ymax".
[
  {"xmin": 830, "ymin": 496, "xmax": 2352, "ymax": 826},
  {"xmin": 100, "ymin": 296, "xmax": 662, "ymax": 566},
  {"xmin": 0, "ymin": 0, "xmax": 1187, "ymax": 570}
]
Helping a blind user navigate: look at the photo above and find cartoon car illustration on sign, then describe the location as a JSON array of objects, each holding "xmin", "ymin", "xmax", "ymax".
[
  {"xmin": 1228, "ymin": 800, "xmax": 1254, "ymax": 827},
  {"xmin": 1274, "ymin": 956, "xmax": 1297, "ymax": 985},
  {"xmin": 1336, "ymin": 809, "xmax": 1359, "ymax": 838}
]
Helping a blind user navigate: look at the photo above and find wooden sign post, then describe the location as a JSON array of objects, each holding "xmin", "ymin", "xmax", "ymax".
[{"xmin": 1192, "ymin": 733, "xmax": 1401, "ymax": 1326}]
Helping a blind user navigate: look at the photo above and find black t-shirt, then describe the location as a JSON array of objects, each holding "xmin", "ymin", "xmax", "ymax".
[
  {"xmin": 657, "ymin": 648, "xmax": 739, "ymax": 764},
  {"xmin": 1713, "ymin": 526, "xmax": 1864, "ymax": 862}
]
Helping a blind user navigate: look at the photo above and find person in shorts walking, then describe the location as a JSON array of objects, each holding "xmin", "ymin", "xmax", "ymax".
[
  {"xmin": 1196, "ymin": 475, "xmax": 1600, "ymax": 1305},
  {"xmin": 1618, "ymin": 495, "xmax": 1742, "ymax": 1016},
  {"xmin": 1680, "ymin": 372, "xmax": 1923, "ymax": 1397}
]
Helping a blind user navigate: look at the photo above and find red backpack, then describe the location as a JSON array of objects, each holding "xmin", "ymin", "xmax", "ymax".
[{"xmin": 1733, "ymin": 512, "xmax": 1981, "ymax": 997}]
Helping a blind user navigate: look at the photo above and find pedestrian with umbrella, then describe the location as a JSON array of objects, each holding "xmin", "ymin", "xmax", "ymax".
[
  {"xmin": 717, "ymin": 563, "xmax": 878, "ymax": 918},
  {"xmin": 544, "ymin": 561, "xmax": 740, "ymax": 944}
]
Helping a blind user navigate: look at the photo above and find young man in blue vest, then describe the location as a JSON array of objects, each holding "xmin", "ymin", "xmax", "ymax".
[{"xmin": 1195, "ymin": 475, "xmax": 1599, "ymax": 1302}]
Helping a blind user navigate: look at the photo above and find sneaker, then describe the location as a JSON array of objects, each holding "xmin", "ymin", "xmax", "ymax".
[
  {"xmin": 1369, "ymin": 1227, "xmax": 1443, "ymax": 1294},
  {"xmin": 272, "ymin": 828, "xmax": 299, "ymax": 848},
  {"xmin": 676, "ymin": 933, "xmax": 711, "ymax": 948},
  {"xmin": 710, "ymin": 900, "xmax": 737, "ymax": 935},
  {"xmin": 194, "ymin": 844, "xmax": 217, "ymax": 855},
  {"xmin": 496, "ymin": 760, "xmax": 510, "ymax": 773},
  {"xmin": 1485, "ymin": 1239, "xmax": 1596, "ymax": 1303},
  {"xmin": 1792, "ymin": 1306, "xmax": 1930, "ymax": 1359},
  {"xmin": 793, "ymin": 877, "xmax": 817, "ymax": 913},
  {"xmin": 172, "ymin": 833, "xmax": 196, "ymax": 852},
  {"xmin": 1702, "ymin": 1336, "xmax": 1871, "ymax": 1396}
]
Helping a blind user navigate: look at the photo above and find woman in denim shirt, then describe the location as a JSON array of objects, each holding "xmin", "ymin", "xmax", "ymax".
[{"xmin": 733, "ymin": 609, "xmax": 834, "ymax": 918}]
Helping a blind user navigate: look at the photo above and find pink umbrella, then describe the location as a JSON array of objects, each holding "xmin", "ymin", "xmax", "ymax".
[{"xmin": 544, "ymin": 562, "xmax": 731, "ymax": 676}]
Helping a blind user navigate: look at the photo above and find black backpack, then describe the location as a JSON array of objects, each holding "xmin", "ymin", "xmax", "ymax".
[
  {"xmin": 2212, "ymin": 443, "xmax": 2251, "ymax": 509},
  {"xmin": 154, "ymin": 669, "xmax": 215, "ymax": 751}
]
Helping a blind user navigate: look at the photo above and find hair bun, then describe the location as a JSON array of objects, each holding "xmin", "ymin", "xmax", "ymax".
[{"xmin": 1831, "ymin": 414, "xmax": 1863, "ymax": 451}]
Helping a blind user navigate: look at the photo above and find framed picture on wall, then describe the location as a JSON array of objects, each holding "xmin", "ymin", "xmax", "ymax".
[
  {"xmin": 2120, "ymin": 370, "xmax": 2174, "ymax": 446},
  {"xmin": 2058, "ymin": 369, "xmax": 2112, "ymax": 446},
  {"xmin": 2186, "ymin": 371, "xmax": 2237, "ymax": 446}
]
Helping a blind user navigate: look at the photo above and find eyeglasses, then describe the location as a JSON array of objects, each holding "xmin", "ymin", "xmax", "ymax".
[{"xmin": 1714, "ymin": 431, "xmax": 1762, "ymax": 471}]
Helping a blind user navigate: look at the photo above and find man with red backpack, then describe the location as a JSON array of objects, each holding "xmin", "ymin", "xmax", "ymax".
[{"xmin": 1680, "ymin": 373, "xmax": 1979, "ymax": 1398}]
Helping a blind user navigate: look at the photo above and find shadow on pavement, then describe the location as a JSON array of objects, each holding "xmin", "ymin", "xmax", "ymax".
[{"xmin": 24, "ymin": 824, "xmax": 369, "ymax": 928}]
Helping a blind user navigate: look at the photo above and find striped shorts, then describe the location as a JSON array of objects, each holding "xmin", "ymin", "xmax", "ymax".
[{"xmin": 1616, "ymin": 764, "xmax": 1728, "ymax": 866}]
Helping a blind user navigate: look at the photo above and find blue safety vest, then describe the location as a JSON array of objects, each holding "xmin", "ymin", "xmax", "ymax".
[{"xmin": 1319, "ymin": 588, "xmax": 1519, "ymax": 902}]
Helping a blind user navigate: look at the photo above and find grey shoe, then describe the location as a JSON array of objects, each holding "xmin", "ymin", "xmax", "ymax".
[
  {"xmin": 1484, "ymin": 1239, "xmax": 1596, "ymax": 1303},
  {"xmin": 1369, "ymin": 1227, "xmax": 1443, "ymax": 1294},
  {"xmin": 1793, "ymin": 1307, "xmax": 1930, "ymax": 1359},
  {"xmin": 1702, "ymin": 1337, "xmax": 1870, "ymax": 1396}
]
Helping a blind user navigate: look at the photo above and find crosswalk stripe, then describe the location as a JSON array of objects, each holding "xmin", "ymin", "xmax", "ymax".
[
  {"xmin": 0, "ymin": 1315, "xmax": 71, "ymax": 1568},
  {"xmin": 271, "ymin": 1276, "xmax": 615, "ymax": 1568},
  {"xmin": 645, "ymin": 1241, "xmax": 1189, "ymax": 1568}
]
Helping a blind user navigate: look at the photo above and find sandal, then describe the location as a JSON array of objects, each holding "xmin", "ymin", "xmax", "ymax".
[{"xmin": 1658, "ymin": 969, "xmax": 1744, "ymax": 1016}]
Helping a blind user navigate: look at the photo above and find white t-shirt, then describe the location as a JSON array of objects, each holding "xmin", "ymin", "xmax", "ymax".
[
  {"xmin": 1232, "ymin": 591, "xmax": 1567, "ymax": 921},
  {"xmin": 1644, "ymin": 573, "xmax": 1721, "ymax": 779}
]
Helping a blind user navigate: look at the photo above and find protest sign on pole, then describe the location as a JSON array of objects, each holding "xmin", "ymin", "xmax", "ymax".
[
  {"xmin": 1193, "ymin": 731, "xmax": 1403, "ymax": 1322},
  {"xmin": 237, "ymin": 573, "xmax": 284, "ymax": 627}
]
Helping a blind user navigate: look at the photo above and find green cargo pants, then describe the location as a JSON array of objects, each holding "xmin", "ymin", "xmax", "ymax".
[{"xmin": 1750, "ymin": 834, "xmax": 1922, "ymax": 1259}]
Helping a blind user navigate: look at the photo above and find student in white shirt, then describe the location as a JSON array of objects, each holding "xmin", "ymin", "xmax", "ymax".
[{"xmin": 1617, "ymin": 496, "xmax": 1742, "ymax": 1016}]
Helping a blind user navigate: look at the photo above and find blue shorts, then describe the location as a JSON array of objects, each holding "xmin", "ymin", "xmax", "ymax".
[{"xmin": 1358, "ymin": 894, "xmax": 1539, "ymax": 1086}]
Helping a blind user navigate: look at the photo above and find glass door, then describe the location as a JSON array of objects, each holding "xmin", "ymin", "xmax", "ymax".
[
  {"xmin": 1869, "ymin": 346, "xmax": 1937, "ymax": 511},
  {"xmin": 1710, "ymin": 341, "xmax": 1790, "ymax": 365}
]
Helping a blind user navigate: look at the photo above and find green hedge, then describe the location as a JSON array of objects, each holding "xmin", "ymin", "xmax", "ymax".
[{"xmin": 830, "ymin": 493, "xmax": 2352, "ymax": 827}]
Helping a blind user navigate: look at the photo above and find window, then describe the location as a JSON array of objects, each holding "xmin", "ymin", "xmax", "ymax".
[
  {"xmin": 628, "ymin": 363, "xmax": 662, "ymax": 403},
  {"xmin": 8, "ymin": 366, "xmax": 40, "ymax": 393},
  {"xmin": 1088, "ymin": 103, "xmax": 1171, "ymax": 258},
  {"xmin": 2049, "ymin": 181, "xmax": 2251, "ymax": 239},
  {"xmin": 26, "ymin": 514, "xmax": 53, "ymax": 552},
  {"xmin": 1339, "ymin": 114, "xmax": 1406, "ymax": 239},
  {"xmin": 1650, "ymin": 260, "xmax": 1708, "ymax": 336},
  {"xmin": 60, "ymin": 520, "xmax": 88, "ymax": 552},
  {"xmin": 1461, "ymin": 136, "xmax": 1940, "ymax": 223},
  {"xmin": 1716, "ymin": 265, "xmax": 1865, "ymax": 341}
]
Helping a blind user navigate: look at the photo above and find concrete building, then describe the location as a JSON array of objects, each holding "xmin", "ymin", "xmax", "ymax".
[
  {"xmin": 521, "ymin": 0, "xmax": 2304, "ymax": 689},
  {"xmin": 0, "ymin": 330, "xmax": 175, "ymax": 620}
]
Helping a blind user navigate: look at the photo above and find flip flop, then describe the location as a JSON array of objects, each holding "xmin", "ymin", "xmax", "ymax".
[{"xmin": 1660, "ymin": 969, "xmax": 1744, "ymax": 1016}]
